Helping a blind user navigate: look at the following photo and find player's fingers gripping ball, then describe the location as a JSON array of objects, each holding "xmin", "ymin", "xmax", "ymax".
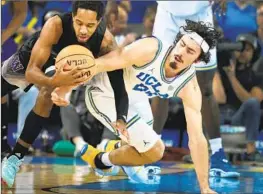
[
  {"xmin": 55, "ymin": 44, "xmax": 96, "ymax": 83},
  {"xmin": 52, "ymin": 45, "xmax": 96, "ymax": 106}
]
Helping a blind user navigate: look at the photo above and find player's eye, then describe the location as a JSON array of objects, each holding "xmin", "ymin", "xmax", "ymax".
[
  {"xmin": 87, "ymin": 24, "xmax": 95, "ymax": 28},
  {"xmin": 187, "ymin": 49, "xmax": 194, "ymax": 54},
  {"xmin": 76, "ymin": 20, "xmax": 82, "ymax": 25}
]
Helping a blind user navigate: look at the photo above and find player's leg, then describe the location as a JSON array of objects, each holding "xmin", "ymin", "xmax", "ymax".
[
  {"xmin": 60, "ymin": 104, "xmax": 87, "ymax": 156},
  {"xmin": 17, "ymin": 86, "xmax": 39, "ymax": 136},
  {"xmin": 1, "ymin": 68, "xmax": 56, "ymax": 187},
  {"xmin": 1, "ymin": 78, "xmax": 18, "ymax": 158},
  {"xmin": 1, "ymin": 54, "xmax": 28, "ymax": 158},
  {"xmin": 82, "ymin": 86, "xmax": 164, "ymax": 167}
]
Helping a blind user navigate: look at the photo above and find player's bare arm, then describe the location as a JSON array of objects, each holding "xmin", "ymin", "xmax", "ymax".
[
  {"xmin": 25, "ymin": 16, "xmax": 87, "ymax": 88},
  {"xmin": 97, "ymin": 29, "xmax": 129, "ymax": 130},
  {"xmin": 95, "ymin": 37, "xmax": 159, "ymax": 73},
  {"xmin": 178, "ymin": 76, "xmax": 212, "ymax": 193},
  {"xmin": 2, "ymin": 1, "xmax": 28, "ymax": 45}
]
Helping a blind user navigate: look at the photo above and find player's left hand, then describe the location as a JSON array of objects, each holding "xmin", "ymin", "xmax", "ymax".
[{"xmin": 112, "ymin": 119, "xmax": 129, "ymax": 143}]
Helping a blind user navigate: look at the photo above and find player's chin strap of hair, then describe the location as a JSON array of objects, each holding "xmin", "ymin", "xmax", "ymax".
[{"xmin": 184, "ymin": 31, "xmax": 210, "ymax": 53}]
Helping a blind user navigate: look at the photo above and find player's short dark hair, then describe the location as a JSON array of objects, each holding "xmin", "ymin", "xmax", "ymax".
[
  {"xmin": 175, "ymin": 20, "xmax": 221, "ymax": 63},
  {"xmin": 72, "ymin": 1, "xmax": 105, "ymax": 20}
]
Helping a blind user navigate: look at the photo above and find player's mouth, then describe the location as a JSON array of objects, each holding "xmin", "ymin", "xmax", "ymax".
[
  {"xmin": 174, "ymin": 55, "xmax": 183, "ymax": 63},
  {"xmin": 78, "ymin": 36, "xmax": 88, "ymax": 42}
]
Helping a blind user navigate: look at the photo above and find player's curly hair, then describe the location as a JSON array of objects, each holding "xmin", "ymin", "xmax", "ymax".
[{"xmin": 174, "ymin": 20, "xmax": 221, "ymax": 63}]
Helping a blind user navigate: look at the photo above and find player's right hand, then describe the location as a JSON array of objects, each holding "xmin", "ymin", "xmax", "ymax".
[{"xmin": 51, "ymin": 64, "xmax": 90, "ymax": 87}]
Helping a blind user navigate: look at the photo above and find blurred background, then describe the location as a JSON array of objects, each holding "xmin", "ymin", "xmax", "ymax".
[{"xmin": 2, "ymin": 0, "xmax": 263, "ymax": 162}]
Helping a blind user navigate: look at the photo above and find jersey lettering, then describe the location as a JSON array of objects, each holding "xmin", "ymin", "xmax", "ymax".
[{"xmin": 133, "ymin": 72, "xmax": 168, "ymax": 98}]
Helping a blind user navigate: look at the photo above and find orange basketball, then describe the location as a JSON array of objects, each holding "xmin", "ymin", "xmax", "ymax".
[{"xmin": 55, "ymin": 45, "xmax": 95, "ymax": 72}]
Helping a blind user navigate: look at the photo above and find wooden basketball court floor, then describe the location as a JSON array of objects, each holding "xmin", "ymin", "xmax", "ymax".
[{"xmin": 1, "ymin": 155, "xmax": 263, "ymax": 194}]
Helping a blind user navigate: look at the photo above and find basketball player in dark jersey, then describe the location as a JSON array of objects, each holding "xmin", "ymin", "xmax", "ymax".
[
  {"xmin": 1, "ymin": 1, "xmax": 128, "ymax": 187},
  {"xmin": 1, "ymin": 0, "xmax": 28, "ymax": 157}
]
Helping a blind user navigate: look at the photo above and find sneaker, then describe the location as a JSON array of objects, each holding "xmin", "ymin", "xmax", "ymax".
[
  {"xmin": 244, "ymin": 151, "xmax": 263, "ymax": 162},
  {"xmin": 2, "ymin": 155, "xmax": 24, "ymax": 187},
  {"xmin": 104, "ymin": 140, "xmax": 161, "ymax": 176},
  {"xmin": 210, "ymin": 149, "xmax": 240, "ymax": 178},
  {"xmin": 145, "ymin": 166, "xmax": 161, "ymax": 175},
  {"xmin": 80, "ymin": 144, "xmax": 119, "ymax": 176},
  {"xmin": 121, "ymin": 166, "xmax": 160, "ymax": 184},
  {"xmin": 121, "ymin": 166, "xmax": 149, "ymax": 183}
]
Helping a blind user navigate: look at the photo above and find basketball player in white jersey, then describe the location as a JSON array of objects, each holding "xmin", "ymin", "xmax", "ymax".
[
  {"xmin": 53, "ymin": 20, "xmax": 219, "ymax": 193},
  {"xmin": 151, "ymin": 1, "xmax": 240, "ymax": 178}
]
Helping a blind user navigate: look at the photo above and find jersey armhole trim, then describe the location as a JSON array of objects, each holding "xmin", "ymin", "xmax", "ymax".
[
  {"xmin": 132, "ymin": 36, "xmax": 162, "ymax": 69},
  {"xmin": 173, "ymin": 72, "xmax": 196, "ymax": 97}
]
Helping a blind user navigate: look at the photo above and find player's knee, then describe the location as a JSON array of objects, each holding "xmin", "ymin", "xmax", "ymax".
[{"xmin": 145, "ymin": 139, "xmax": 165, "ymax": 163}]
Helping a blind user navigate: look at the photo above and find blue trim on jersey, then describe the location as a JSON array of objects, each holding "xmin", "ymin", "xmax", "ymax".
[
  {"xmin": 173, "ymin": 71, "xmax": 196, "ymax": 97},
  {"xmin": 195, "ymin": 63, "xmax": 217, "ymax": 71},
  {"xmin": 86, "ymin": 87, "xmax": 119, "ymax": 136},
  {"xmin": 132, "ymin": 36, "xmax": 162, "ymax": 69}
]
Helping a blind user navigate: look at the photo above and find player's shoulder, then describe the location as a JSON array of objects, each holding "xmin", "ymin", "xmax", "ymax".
[
  {"xmin": 43, "ymin": 15, "xmax": 63, "ymax": 31},
  {"xmin": 40, "ymin": 15, "xmax": 63, "ymax": 43},
  {"xmin": 178, "ymin": 74, "xmax": 200, "ymax": 101},
  {"xmin": 136, "ymin": 36, "xmax": 162, "ymax": 56}
]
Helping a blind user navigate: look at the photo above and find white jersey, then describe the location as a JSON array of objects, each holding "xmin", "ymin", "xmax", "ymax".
[
  {"xmin": 157, "ymin": 1, "xmax": 210, "ymax": 16},
  {"xmin": 88, "ymin": 38, "xmax": 195, "ymax": 99},
  {"xmin": 123, "ymin": 38, "xmax": 196, "ymax": 99}
]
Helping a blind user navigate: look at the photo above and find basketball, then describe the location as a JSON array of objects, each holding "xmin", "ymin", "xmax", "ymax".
[{"xmin": 55, "ymin": 45, "xmax": 95, "ymax": 73}]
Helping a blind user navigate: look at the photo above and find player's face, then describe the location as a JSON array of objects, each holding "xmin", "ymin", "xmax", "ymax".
[
  {"xmin": 73, "ymin": 8, "xmax": 100, "ymax": 43},
  {"xmin": 169, "ymin": 35, "xmax": 202, "ymax": 70}
]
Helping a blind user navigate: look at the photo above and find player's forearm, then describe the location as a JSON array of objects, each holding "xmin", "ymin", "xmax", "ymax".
[
  {"xmin": 25, "ymin": 67, "xmax": 53, "ymax": 88},
  {"xmin": 107, "ymin": 69, "xmax": 129, "ymax": 122},
  {"xmin": 95, "ymin": 46, "xmax": 134, "ymax": 73},
  {"xmin": 228, "ymin": 76, "xmax": 251, "ymax": 102},
  {"xmin": 188, "ymin": 130, "xmax": 209, "ymax": 190},
  {"xmin": 151, "ymin": 97, "xmax": 169, "ymax": 134}
]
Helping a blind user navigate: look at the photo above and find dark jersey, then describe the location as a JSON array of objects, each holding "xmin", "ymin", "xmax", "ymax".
[
  {"xmin": 17, "ymin": 12, "xmax": 128, "ymax": 121},
  {"xmin": 18, "ymin": 13, "xmax": 106, "ymax": 71}
]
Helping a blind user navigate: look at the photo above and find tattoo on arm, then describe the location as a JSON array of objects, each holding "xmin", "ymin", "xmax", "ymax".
[{"xmin": 99, "ymin": 35, "xmax": 118, "ymax": 56}]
